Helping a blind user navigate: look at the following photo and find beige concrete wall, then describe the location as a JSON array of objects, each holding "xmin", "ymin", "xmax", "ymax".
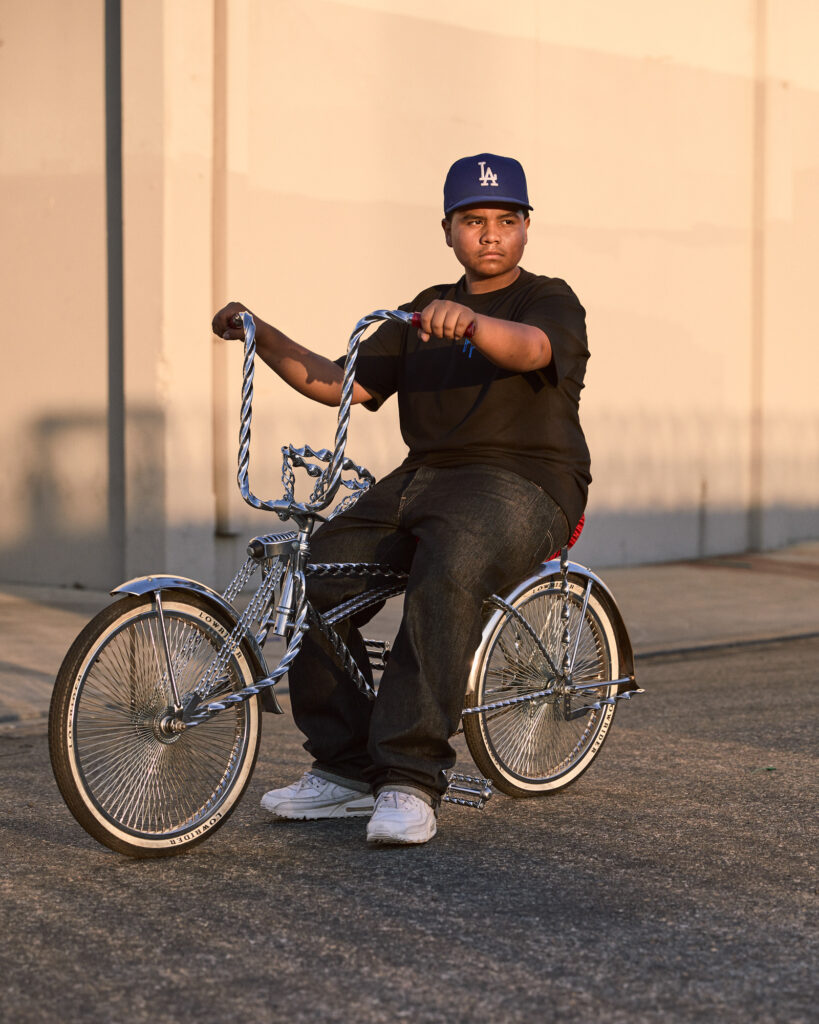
[
  {"xmin": 1, "ymin": 0, "xmax": 817, "ymax": 588},
  {"xmin": 120, "ymin": 0, "xmax": 218, "ymax": 584},
  {"xmin": 0, "ymin": 0, "xmax": 112, "ymax": 585}
]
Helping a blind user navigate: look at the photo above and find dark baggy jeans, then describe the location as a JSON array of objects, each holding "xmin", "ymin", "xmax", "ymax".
[{"xmin": 288, "ymin": 463, "xmax": 569, "ymax": 806}]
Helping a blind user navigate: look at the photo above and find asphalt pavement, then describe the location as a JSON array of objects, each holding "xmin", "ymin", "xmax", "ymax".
[
  {"xmin": 2, "ymin": 540, "xmax": 818, "ymax": 727},
  {"xmin": 1, "ymin": 542, "xmax": 817, "ymax": 1023}
]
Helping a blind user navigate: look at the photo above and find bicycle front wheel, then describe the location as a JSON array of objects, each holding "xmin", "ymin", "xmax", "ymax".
[
  {"xmin": 464, "ymin": 576, "xmax": 619, "ymax": 796},
  {"xmin": 49, "ymin": 592, "xmax": 261, "ymax": 857}
]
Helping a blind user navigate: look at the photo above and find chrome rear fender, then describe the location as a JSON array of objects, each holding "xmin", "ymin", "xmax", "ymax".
[
  {"xmin": 468, "ymin": 559, "xmax": 637, "ymax": 697},
  {"xmin": 111, "ymin": 574, "xmax": 283, "ymax": 713}
]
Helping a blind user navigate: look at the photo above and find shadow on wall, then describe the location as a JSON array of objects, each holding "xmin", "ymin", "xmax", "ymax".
[
  {"xmin": 0, "ymin": 407, "xmax": 164, "ymax": 589},
  {"xmin": 570, "ymin": 504, "xmax": 815, "ymax": 569},
  {"xmin": 583, "ymin": 409, "xmax": 819, "ymax": 563},
  {"xmin": 1, "ymin": 409, "xmax": 817, "ymax": 589}
]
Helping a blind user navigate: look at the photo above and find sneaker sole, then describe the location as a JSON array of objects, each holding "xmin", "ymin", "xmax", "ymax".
[
  {"xmin": 366, "ymin": 824, "xmax": 437, "ymax": 845},
  {"xmin": 262, "ymin": 797, "xmax": 375, "ymax": 820}
]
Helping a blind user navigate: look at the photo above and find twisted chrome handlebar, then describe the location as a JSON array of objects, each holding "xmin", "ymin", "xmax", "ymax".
[{"xmin": 236, "ymin": 308, "xmax": 416, "ymax": 519}]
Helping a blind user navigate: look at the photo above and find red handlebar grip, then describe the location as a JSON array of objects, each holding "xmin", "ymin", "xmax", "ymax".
[{"xmin": 410, "ymin": 312, "xmax": 476, "ymax": 340}]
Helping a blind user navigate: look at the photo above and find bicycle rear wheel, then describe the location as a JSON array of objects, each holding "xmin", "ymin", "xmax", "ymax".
[
  {"xmin": 49, "ymin": 592, "xmax": 261, "ymax": 857},
  {"xmin": 464, "ymin": 576, "xmax": 619, "ymax": 796}
]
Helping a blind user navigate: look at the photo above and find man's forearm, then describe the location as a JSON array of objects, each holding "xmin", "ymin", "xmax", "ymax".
[
  {"xmin": 416, "ymin": 300, "xmax": 552, "ymax": 372},
  {"xmin": 469, "ymin": 315, "xmax": 552, "ymax": 372},
  {"xmin": 254, "ymin": 319, "xmax": 371, "ymax": 406}
]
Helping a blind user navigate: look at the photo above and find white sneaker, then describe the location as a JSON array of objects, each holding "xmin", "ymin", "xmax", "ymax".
[
  {"xmin": 366, "ymin": 790, "xmax": 437, "ymax": 845},
  {"xmin": 260, "ymin": 772, "xmax": 374, "ymax": 820}
]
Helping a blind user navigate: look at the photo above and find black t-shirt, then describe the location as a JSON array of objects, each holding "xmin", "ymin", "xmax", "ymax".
[{"xmin": 338, "ymin": 268, "xmax": 591, "ymax": 530}]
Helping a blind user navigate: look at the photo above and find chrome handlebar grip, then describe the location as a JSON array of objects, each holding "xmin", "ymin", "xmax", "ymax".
[{"xmin": 236, "ymin": 308, "xmax": 415, "ymax": 518}]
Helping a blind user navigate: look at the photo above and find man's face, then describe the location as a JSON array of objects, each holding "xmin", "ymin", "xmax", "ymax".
[{"xmin": 442, "ymin": 204, "xmax": 529, "ymax": 283}]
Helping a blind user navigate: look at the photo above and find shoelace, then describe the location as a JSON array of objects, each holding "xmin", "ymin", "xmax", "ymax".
[
  {"xmin": 297, "ymin": 773, "xmax": 325, "ymax": 792},
  {"xmin": 376, "ymin": 790, "xmax": 418, "ymax": 811}
]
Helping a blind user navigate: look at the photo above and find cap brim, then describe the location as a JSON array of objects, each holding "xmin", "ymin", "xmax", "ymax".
[{"xmin": 445, "ymin": 195, "xmax": 533, "ymax": 215}]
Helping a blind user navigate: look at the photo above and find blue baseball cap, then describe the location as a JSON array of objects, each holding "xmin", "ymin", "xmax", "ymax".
[{"xmin": 443, "ymin": 153, "xmax": 532, "ymax": 216}]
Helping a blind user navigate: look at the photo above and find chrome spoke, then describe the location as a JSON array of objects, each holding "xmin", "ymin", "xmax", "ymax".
[
  {"xmin": 72, "ymin": 605, "xmax": 250, "ymax": 837},
  {"xmin": 477, "ymin": 587, "xmax": 615, "ymax": 783}
]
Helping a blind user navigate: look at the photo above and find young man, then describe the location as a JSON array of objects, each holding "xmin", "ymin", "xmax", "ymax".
[{"xmin": 211, "ymin": 153, "xmax": 590, "ymax": 845}]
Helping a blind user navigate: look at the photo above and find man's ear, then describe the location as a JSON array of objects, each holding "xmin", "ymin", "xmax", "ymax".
[
  {"xmin": 442, "ymin": 217, "xmax": 453, "ymax": 248},
  {"xmin": 523, "ymin": 216, "xmax": 530, "ymax": 246}
]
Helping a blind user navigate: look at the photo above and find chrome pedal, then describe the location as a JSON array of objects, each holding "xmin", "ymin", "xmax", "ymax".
[{"xmin": 442, "ymin": 772, "xmax": 493, "ymax": 809}]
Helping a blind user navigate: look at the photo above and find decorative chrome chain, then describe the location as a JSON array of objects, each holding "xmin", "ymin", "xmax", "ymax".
[
  {"xmin": 280, "ymin": 444, "xmax": 375, "ymax": 515},
  {"xmin": 153, "ymin": 557, "xmax": 265, "ymax": 698},
  {"xmin": 191, "ymin": 557, "xmax": 287, "ymax": 701},
  {"xmin": 222, "ymin": 556, "xmax": 259, "ymax": 604},
  {"xmin": 180, "ymin": 568, "xmax": 309, "ymax": 728}
]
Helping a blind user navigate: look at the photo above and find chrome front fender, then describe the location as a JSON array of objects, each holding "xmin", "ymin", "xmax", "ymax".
[
  {"xmin": 467, "ymin": 559, "xmax": 637, "ymax": 697},
  {"xmin": 111, "ymin": 574, "xmax": 283, "ymax": 713}
]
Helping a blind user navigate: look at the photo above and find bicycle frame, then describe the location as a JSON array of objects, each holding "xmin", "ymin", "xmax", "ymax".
[
  {"xmin": 48, "ymin": 305, "xmax": 648, "ymax": 862},
  {"xmin": 111, "ymin": 309, "xmax": 639, "ymax": 804}
]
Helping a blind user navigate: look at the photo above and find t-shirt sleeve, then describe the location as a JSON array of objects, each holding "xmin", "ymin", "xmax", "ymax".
[
  {"xmin": 517, "ymin": 279, "xmax": 588, "ymax": 387},
  {"xmin": 332, "ymin": 317, "xmax": 403, "ymax": 411}
]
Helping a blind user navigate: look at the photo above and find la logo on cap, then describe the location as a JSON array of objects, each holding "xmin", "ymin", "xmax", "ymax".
[
  {"xmin": 443, "ymin": 152, "xmax": 531, "ymax": 214},
  {"xmin": 478, "ymin": 160, "xmax": 499, "ymax": 187}
]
